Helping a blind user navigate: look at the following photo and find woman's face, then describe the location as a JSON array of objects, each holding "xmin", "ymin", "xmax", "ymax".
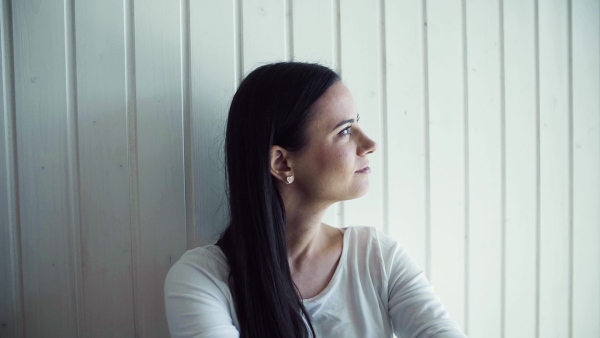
[{"xmin": 289, "ymin": 81, "xmax": 377, "ymax": 204}]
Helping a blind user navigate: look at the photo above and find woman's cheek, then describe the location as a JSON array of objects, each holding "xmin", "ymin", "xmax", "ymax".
[
  {"xmin": 312, "ymin": 143, "xmax": 351, "ymax": 175},
  {"xmin": 332, "ymin": 148, "xmax": 352, "ymax": 172}
]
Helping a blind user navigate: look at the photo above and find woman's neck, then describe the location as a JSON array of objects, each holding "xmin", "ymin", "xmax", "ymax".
[
  {"xmin": 283, "ymin": 196, "xmax": 344, "ymax": 299},
  {"xmin": 282, "ymin": 191, "xmax": 333, "ymax": 260},
  {"xmin": 285, "ymin": 211, "xmax": 326, "ymax": 259}
]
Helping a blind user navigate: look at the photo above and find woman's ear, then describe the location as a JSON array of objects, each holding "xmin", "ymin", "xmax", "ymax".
[{"xmin": 270, "ymin": 146, "xmax": 293, "ymax": 184}]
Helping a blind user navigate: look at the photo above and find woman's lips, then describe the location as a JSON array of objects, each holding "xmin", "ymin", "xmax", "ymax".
[{"xmin": 355, "ymin": 166, "xmax": 371, "ymax": 174}]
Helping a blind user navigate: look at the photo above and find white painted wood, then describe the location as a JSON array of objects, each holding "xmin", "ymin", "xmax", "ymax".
[
  {"xmin": 133, "ymin": 1, "xmax": 188, "ymax": 336},
  {"xmin": 502, "ymin": 0, "xmax": 538, "ymax": 337},
  {"xmin": 11, "ymin": 0, "xmax": 79, "ymax": 336},
  {"xmin": 292, "ymin": 0, "xmax": 335, "ymax": 68},
  {"xmin": 0, "ymin": 40, "xmax": 14, "ymax": 338},
  {"xmin": 339, "ymin": 0, "xmax": 385, "ymax": 232},
  {"xmin": 3, "ymin": 1, "xmax": 600, "ymax": 337},
  {"xmin": 465, "ymin": 1, "xmax": 503, "ymax": 336},
  {"xmin": 182, "ymin": 0, "xmax": 194, "ymax": 249},
  {"xmin": 190, "ymin": 0, "xmax": 237, "ymax": 245},
  {"xmin": 0, "ymin": 1, "xmax": 22, "ymax": 336},
  {"xmin": 538, "ymin": 0, "xmax": 571, "ymax": 337},
  {"xmin": 74, "ymin": 0, "xmax": 135, "ymax": 336},
  {"xmin": 572, "ymin": 0, "xmax": 600, "ymax": 336},
  {"xmin": 425, "ymin": 0, "xmax": 467, "ymax": 330},
  {"xmin": 383, "ymin": 0, "xmax": 428, "ymax": 273},
  {"xmin": 292, "ymin": 0, "xmax": 340, "ymax": 228},
  {"xmin": 64, "ymin": 0, "xmax": 85, "ymax": 335},
  {"xmin": 242, "ymin": 0, "xmax": 287, "ymax": 74}
]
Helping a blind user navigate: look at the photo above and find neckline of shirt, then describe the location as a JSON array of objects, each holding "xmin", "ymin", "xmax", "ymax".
[{"xmin": 302, "ymin": 226, "xmax": 351, "ymax": 303}]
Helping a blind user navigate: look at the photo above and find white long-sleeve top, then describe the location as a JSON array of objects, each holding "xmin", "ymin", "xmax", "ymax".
[{"xmin": 164, "ymin": 226, "xmax": 468, "ymax": 338}]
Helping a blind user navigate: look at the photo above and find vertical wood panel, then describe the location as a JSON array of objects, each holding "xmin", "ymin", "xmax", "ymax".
[
  {"xmin": 292, "ymin": 0, "xmax": 335, "ymax": 67},
  {"xmin": 242, "ymin": 0, "xmax": 287, "ymax": 73},
  {"xmin": 4, "ymin": 1, "xmax": 600, "ymax": 336},
  {"xmin": 465, "ymin": 1, "xmax": 503, "ymax": 336},
  {"xmin": 538, "ymin": 0, "xmax": 571, "ymax": 336},
  {"xmin": 340, "ymin": 0, "xmax": 385, "ymax": 231},
  {"xmin": 182, "ymin": 0, "xmax": 195, "ymax": 249},
  {"xmin": 292, "ymin": 0, "xmax": 340, "ymax": 227},
  {"xmin": 426, "ymin": 0, "xmax": 467, "ymax": 329},
  {"xmin": 383, "ymin": 0, "xmax": 428, "ymax": 271},
  {"xmin": 75, "ymin": 0, "xmax": 135, "ymax": 336},
  {"xmin": 503, "ymin": 0, "xmax": 538, "ymax": 336},
  {"xmin": 64, "ymin": 0, "xmax": 85, "ymax": 335},
  {"xmin": 133, "ymin": 1, "xmax": 187, "ymax": 336},
  {"xmin": 0, "ymin": 78, "xmax": 17, "ymax": 336},
  {"xmin": 0, "ymin": 0, "xmax": 22, "ymax": 336},
  {"xmin": 13, "ymin": 1, "xmax": 77, "ymax": 337},
  {"xmin": 123, "ymin": 0, "xmax": 140, "ymax": 336},
  {"xmin": 190, "ymin": 0, "xmax": 237, "ymax": 246},
  {"xmin": 572, "ymin": 0, "xmax": 600, "ymax": 336},
  {"xmin": 12, "ymin": 0, "xmax": 79, "ymax": 336}
]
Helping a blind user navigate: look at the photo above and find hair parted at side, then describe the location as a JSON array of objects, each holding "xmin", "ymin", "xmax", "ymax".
[{"xmin": 216, "ymin": 62, "xmax": 340, "ymax": 338}]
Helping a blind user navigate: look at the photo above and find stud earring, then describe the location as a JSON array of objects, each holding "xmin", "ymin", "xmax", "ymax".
[{"xmin": 286, "ymin": 176, "xmax": 294, "ymax": 184}]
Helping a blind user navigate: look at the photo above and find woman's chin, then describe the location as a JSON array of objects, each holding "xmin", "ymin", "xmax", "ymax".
[{"xmin": 343, "ymin": 184, "xmax": 370, "ymax": 201}]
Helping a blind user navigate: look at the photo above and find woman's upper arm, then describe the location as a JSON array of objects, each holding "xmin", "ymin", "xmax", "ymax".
[
  {"xmin": 385, "ymin": 241, "xmax": 468, "ymax": 338},
  {"xmin": 164, "ymin": 259, "xmax": 239, "ymax": 338}
]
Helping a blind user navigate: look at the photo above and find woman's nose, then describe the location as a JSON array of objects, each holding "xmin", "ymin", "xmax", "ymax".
[{"xmin": 358, "ymin": 132, "xmax": 377, "ymax": 155}]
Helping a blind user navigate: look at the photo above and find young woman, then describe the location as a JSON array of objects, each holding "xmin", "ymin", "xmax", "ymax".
[{"xmin": 165, "ymin": 62, "xmax": 467, "ymax": 338}]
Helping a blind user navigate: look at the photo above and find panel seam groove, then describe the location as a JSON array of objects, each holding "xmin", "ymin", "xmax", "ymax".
[
  {"xmin": 1, "ymin": 0, "xmax": 24, "ymax": 335},
  {"xmin": 461, "ymin": 0, "xmax": 470, "ymax": 333},
  {"xmin": 64, "ymin": 0, "xmax": 85, "ymax": 335},
  {"xmin": 378, "ymin": 0, "xmax": 388, "ymax": 234},
  {"xmin": 285, "ymin": 0, "xmax": 293, "ymax": 60},
  {"xmin": 235, "ymin": 0, "xmax": 244, "ymax": 84},
  {"xmin": 498, "ymin": 0, "xmax": 507, "ymax": 336},
  {"xmin": 334, "ymin": 0, "xmax": 341, "ymax": 75},
  {"xmin": 421, "ymin": 0, "xmax": 432, "ymax": 282},
  {"xmin": 567, "ymin": 0, "xmax": 574, "ymax": 336},
  {"xmin": 334, "ymin": 0, "xmax": 343, "ymax": 225},
  {"xmin": 534, "ymin": 0, "xmax": 541, "ymax": 336},
  {"xmin": 180, "ymin": 0, "xmax": 195, "ymax": 249},
  {"xmin": 124, "ymin": 0, "xmax": 144, "ymax": 336}
]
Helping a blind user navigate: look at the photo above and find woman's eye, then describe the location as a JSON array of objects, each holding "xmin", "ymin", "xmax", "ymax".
[{"xmin": 339, "ymin": 126, "xmax": 352, "ymax": 136}]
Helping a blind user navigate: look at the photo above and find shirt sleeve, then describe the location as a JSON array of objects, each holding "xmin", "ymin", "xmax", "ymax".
[
  {"xmin": 382, "ymin": 235, "xmax": 468, "ymax": 338},
  {"xmin": 164, "ymin": 255, "xmax": 240, "ymax": 338}
]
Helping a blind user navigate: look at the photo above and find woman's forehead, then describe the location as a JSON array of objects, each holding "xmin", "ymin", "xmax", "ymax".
[{"xmin": 309, "ymin": 82, "xmax": 358, "ymax": 131}]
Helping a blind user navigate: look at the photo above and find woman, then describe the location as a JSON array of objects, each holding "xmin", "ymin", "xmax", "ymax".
[{"xmin": 165, "ymin": 62, "xmax": 467, "ymax": 337}]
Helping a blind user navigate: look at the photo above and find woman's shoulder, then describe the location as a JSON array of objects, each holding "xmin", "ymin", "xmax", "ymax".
[
  {"xmin": 343, "ymin": 225, "xmax": 401, "ymax": 253},
  {"xmin": 165, "ymin": 244, "xmax": 230, "ymax": 293},
  {"xmin": 164, "ymin": 245, "xmax": 240, "ymax": 337},
  {"xmin": 342, "ymin": 226, "xmax": 410, "ymax": 277}
]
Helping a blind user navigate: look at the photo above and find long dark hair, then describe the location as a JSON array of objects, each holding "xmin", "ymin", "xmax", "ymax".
[{"xmin": 216, "ymin": 62, "xmax": 340, "ymax": 337}]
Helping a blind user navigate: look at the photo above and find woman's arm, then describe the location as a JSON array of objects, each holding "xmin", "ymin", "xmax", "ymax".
[
  {"xmin": 164, "ymin": 256, "xmax": 239, "ymax": 338},
  {"xmin": 383, "ymin": 236, "xmax": 468, "ymax": 338}
]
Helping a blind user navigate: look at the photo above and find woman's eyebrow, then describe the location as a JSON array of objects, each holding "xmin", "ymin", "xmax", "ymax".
[{"xmin": 331, "ymin": 118, "xmax": 355, "ymax": 131}]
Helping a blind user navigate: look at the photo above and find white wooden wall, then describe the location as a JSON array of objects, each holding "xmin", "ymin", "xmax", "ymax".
[{"xmin": 1, "ymin": 0, "xmax": 598, "ymax": 337}]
